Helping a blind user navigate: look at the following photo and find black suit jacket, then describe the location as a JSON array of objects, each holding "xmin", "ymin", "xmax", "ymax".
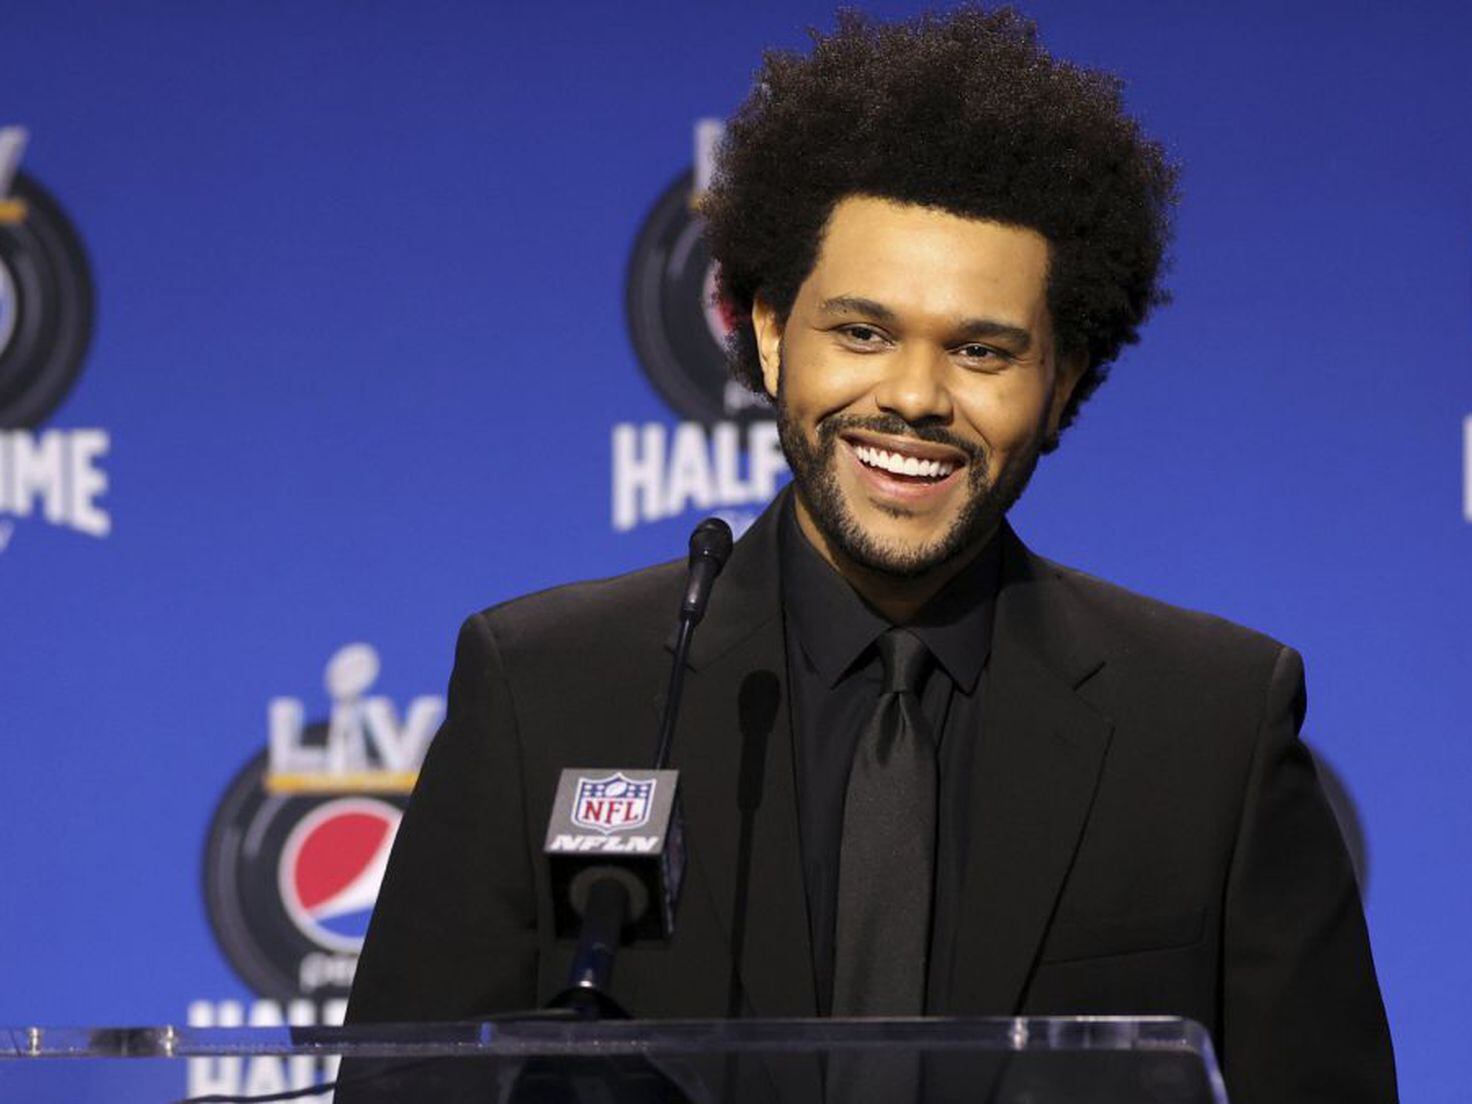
[{"xmin": 347, "ymin": 493, "xmax": 1396, "ymax": 1104}]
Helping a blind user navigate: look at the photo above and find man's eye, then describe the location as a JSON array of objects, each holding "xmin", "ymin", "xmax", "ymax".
[
  {"xmin": 955, "ymin": 343, "xmax": 1010, "ymax": 365},
  {"xmin": 839, "ymin": 325, "xmax": 886, "ymax": 345}
]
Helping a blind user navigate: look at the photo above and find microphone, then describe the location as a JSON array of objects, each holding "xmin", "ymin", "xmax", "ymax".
[
  {"xmin": 657, "ymin": 517, "xmax": 732, "ymax": 770},
  {"xmin": 543, "ymin": 516, "xmax": 734, "ymax": 1013},
  {"xmin": 681, "ymin": 516, "xmax": 735, "ymax": 624}
]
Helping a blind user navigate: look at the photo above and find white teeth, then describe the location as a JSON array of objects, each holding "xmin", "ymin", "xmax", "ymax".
[{"xmin": 852, "ymin": 444, "xmax": 956, "ymax": 479}]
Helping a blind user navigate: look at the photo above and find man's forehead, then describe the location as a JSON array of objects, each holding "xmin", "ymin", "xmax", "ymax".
[
  {"xmin": 803, "ymin": 195, "xmax": 1052, "ymax": 323},
  {"xmin": 815, "ymin": 195, "xmax": 1050, "ymax": 264}
]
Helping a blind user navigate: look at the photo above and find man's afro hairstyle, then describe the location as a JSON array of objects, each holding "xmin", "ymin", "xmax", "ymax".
[{"xmin": 700, "ymin": 5, "xmax": 1180, "ymax": 440}]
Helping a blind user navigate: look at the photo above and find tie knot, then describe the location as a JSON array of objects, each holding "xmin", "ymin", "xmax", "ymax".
[{"xmin": 877, "ymin": 628, "xmax": 930, "ymax": 696}]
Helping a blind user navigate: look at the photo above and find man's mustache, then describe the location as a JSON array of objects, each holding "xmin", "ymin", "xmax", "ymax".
[{"xmin": 815, "ymin": 413, "xmax": 983, "ymax": 464}]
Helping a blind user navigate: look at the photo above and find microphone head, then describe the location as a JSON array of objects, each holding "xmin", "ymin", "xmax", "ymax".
[{"xmin": 688, "ymin": 517, "xmax": 734, "ymax": 573}]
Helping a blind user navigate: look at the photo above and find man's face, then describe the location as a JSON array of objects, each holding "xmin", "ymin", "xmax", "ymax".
[{"xmin": 753, "ymin": 195, "xmax": 1081, "ymax": 579}]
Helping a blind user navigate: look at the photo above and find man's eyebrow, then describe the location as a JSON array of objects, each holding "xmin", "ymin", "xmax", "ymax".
[
  {"xmin": 817, "ymin": 295, "xmax": 898, "ymax": 323},
  {"xmin": 819, "ymin": 295, "xmax": 1033, "ymax": 351}
]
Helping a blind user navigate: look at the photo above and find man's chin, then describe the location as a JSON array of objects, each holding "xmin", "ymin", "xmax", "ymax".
[{"xmin": 825, "ymin": 505, "xmax": 978, "ymax": 580}]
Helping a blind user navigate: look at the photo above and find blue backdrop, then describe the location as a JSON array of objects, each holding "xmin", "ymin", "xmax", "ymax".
[{"xmin": 3, "ymin": 3, "xmax": 1469, "ymax": 1101}]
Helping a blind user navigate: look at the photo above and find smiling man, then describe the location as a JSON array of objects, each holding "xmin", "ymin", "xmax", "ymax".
[{"xmin": 349, "ymin": 8, "xmax": 1396, "ymax": 1103}]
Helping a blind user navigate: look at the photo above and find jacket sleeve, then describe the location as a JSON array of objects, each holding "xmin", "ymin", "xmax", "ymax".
[
  {"xmin": 346, "ymin": 612, "xmax": 539, "ymax": 1023},
  {"xmin": 1221, "ymin": 645, "xmax": 1397, "ymax": 1103}
]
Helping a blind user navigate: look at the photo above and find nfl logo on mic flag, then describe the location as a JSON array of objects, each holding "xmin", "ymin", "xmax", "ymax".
[{"xmin": 572, "ymin": 772, "xmax": 655, "ymax": 834}]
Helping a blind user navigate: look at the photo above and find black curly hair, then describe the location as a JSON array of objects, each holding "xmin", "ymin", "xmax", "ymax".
[{"xmin": 701, "ymin": 5, "xmax": 1179, "ymax": 443}]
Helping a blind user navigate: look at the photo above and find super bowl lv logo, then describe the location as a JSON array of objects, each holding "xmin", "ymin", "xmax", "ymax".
[
  {"xmin": 202, "ymin": 643, "xmax": 445, "ymax": 1001},
  {"xmin": 0, "ymin": 126, "xmax": 108, "ymax": 553},
  {"xmin": 573, "ymin": 773, "xmax": 655, "ymax": 834}
]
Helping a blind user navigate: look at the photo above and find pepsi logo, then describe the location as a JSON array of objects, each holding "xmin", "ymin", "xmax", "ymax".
[
  {"xmin": 277, "ymin": 797, "xmax": 400, "ymax": 954},
  {"xmin": 204, "ymin": 746, "xmax": 412, "ymax": 999}
]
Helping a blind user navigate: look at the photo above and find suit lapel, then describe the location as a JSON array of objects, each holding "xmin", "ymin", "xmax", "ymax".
[
  {"xmin": 674, "ymin": 620, "xmax": 817, "ymax": 1017},
  {"xmin": 656, "ymin": 496, "xmax": 818, "ymax": 1019},
  {"xmin": 948, "ymin": 527, "xmax": 1114, "ymax": 1013}
]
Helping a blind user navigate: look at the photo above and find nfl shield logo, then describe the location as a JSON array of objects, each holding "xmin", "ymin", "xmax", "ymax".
[{"xmin": 572, "ymin": 772, "xmax": 656, "ymax": 835}]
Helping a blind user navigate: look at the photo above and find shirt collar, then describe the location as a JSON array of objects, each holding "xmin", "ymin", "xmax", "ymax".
[{"xmin": 778, "ymin": 497, "xmax": 1000, "ymax": 693}]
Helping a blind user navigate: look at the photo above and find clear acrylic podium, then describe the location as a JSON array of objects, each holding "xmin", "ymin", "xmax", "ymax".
[{"xmin": 1, "ymin": 1016, "xmax": 1228, "ymax": 1103}]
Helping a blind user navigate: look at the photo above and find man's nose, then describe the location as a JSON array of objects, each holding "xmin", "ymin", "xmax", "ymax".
[{"xmin": 872, "ymin": 346, "xmax": 954, "ymax": 424}]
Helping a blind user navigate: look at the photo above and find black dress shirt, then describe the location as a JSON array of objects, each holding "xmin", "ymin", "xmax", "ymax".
[{"xmin": 778, "ymin": 501, "xmax": 1000, "ymax": 1014}]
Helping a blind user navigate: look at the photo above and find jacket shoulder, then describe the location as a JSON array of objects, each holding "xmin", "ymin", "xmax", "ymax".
[
  {"xmin": 1038, "ymin": 554, "xmax": 1291, "ymax": 675},
  {"xmin": 471, "ymin": 557, "xmax": 686, "ymax": 659}
]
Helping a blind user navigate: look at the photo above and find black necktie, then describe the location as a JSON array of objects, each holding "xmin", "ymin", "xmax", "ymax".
[{"xmin": 832, "ymin": 627, "xmax": 937, "ymax": 1015}]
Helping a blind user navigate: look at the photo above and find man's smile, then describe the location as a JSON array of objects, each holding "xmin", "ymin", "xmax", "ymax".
[
  {"xmin": 838, "ymin": 432, "xmax": 969, "ymax": 507},
  {"xmin": 843, "ymin": 429, "xmax": 967, "ymax": 474}
]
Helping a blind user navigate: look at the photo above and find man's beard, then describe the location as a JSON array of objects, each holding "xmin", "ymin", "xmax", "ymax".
[{"xmin": 776, "ymin": 382, "xmax": 1045, "ymax": 580}]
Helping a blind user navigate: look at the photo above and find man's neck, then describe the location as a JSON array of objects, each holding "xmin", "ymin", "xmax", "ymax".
[{"xmin": 793, "ymin": 497, "xmax": 993, "ymax": 625}]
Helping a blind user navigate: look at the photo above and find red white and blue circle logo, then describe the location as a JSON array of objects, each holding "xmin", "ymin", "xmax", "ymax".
[
  {"xmin": 204, "ymin": 746, "xmax": 413, "ymax": 999},
  {"xmin": 277, "ymin": 797, "xmax": 400, "ymax": 954}
]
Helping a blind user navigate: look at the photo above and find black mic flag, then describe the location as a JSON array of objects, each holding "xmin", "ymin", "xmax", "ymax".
[{"xmin": 544, "ymin": 516, "xmax": 733, "ymax": 961}]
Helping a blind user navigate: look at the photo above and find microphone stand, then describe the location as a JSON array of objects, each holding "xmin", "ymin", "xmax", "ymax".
[
  {"xmin": 507, "ymin": 521, "xmax": 732, "ymax": 1103},
  {"xmin": 562, "ymin": 879, "xmax": 633, "ymax": 1019},
  {"xmin": 564, "ymin": 609, "xmax": 689, "ymax": 1014},
  {"xmin": 556, "ymin": 518, "xmax": 732, "ymax": 1015},
  {"xmin": 654, "ymin": 615, "xmax": 695, "ymax": 772}
]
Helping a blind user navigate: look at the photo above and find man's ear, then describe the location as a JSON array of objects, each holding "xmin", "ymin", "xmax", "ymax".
[
  {"xmin": 750, "ymin": 295, "xmax": 783, "ymax": 399},
  {"xmin": 1046, "ymin": 350, "xmax": 1088, "ymax": 441}
]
